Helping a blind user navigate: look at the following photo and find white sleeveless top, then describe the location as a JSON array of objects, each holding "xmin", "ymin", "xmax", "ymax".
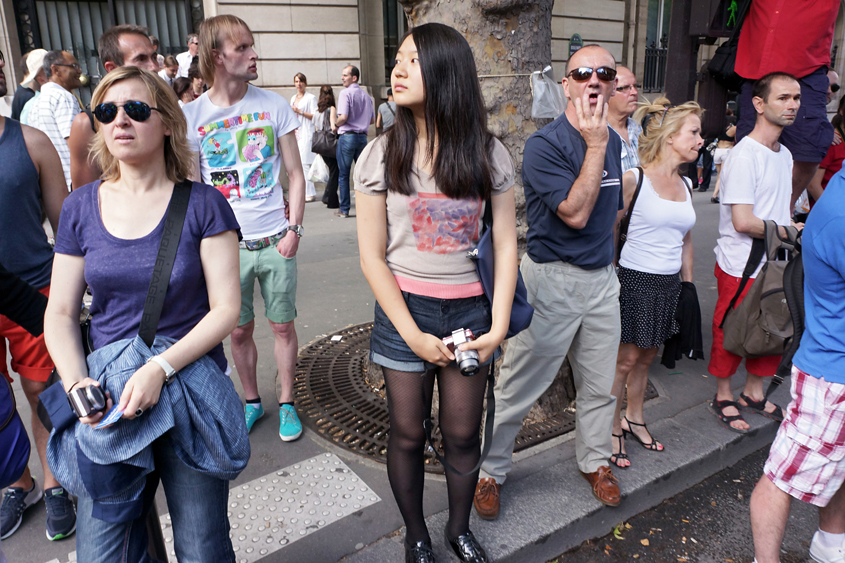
[{"xmin": 619, "ymin": 168, "xmax": 696, "ymax": 275}]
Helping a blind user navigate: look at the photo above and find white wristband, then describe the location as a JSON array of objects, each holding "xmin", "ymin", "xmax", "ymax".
[{"xmin": 147, "ymin": 355, "xmax": 177, "ymax": 384}]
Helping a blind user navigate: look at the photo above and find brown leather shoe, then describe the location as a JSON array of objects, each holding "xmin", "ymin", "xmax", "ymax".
[
  {"xmin": 473, "ymin": 478, "xmax": 501, "ymax": 520},
  {"xmin": 580, "ymin": 465, "xmax": 621, "ymax": 507}
]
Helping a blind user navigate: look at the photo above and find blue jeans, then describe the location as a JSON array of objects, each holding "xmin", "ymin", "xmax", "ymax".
[
  {"xmin": 76, "ymin": 435, "xmax": 235, "ymax": 563},
  {"xmin": 336, "ymin": 132, "xmax": 369, "ymax": 214}
]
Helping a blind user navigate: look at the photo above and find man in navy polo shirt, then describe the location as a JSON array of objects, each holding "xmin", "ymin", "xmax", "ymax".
[{"xmin": 473, "ymin": 45, "xmax": 624, "ymax": 519}]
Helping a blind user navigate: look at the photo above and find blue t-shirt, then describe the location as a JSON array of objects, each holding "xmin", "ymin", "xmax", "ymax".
[
  {"xmin": 523, "ymin": 114, "xmax": 624, "ymax": 269},
  {"xmin": 54, "ymin": 181, "xmax": 240, "ymax": 371},
  {"xmin": 793, "ymin": 172, "xmax": 845, "ymax": 383}
]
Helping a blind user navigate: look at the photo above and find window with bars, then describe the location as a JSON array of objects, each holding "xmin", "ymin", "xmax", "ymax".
[{"xmin": 14, "ymin": 0, "xmax": 203, "ymax": 104}]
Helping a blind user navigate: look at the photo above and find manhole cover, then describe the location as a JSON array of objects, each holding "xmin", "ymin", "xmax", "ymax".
[{"xmin": 295, "ymin": 323, "xmax": 658, "ymax": 474}]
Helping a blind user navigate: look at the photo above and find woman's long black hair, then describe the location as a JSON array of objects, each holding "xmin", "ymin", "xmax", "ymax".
[{"xmin": 383, "ymin": 23, "xmax": 495, "ymax": 200}]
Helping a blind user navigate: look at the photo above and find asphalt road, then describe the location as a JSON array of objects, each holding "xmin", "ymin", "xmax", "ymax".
[{"xmin": 552, "ymin": 446, "xmax": 819, "ymax": 563}]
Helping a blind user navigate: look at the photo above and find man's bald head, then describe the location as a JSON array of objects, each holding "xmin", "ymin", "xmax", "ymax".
[{"xmin": 566, "ymin": 44, "xmax": 616, "ymax": 74}]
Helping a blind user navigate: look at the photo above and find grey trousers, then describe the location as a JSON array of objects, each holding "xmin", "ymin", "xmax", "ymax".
[{"xmin": 480, "ymin": 254, "xmax": 621, "ymax": 482}]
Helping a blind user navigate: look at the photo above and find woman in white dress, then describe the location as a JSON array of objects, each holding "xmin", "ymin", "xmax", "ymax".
[{"xmin": 291, "ymin": 73, "xmax": 319, "ymax": 201}]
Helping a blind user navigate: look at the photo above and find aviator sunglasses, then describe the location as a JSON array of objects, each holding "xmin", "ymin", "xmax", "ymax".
[
  {"xmin": 567, "ymin": 66, "xmax": 618, "ymax": 82},
  {"xmin": 93, "ymin": 101, "xmax": 161, "ymax": 124}
]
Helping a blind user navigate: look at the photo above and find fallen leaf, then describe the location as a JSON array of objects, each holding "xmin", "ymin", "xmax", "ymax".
[
  {"xmin": 682, "ymin": 536, "xmax": 687, "ymax": 543},
  {"xmin": 725, "ymin": 560, "xmax": 735, "ymax": 562},
  {"xmin": 625, "ymin": 523, "xmax": 633, "ymax": 529},
  {"xmin": 640, "ymin": 539, "xmax": 650, "ymax": 546},
  {"xmin": 678, "ymin": 558, "xmax": 689, "ymax": 562},
  {"xmin": 649, "ymin": 530, "xmax": 655, "ymax": 535},
  {"xmin": 605, "ymin": 545, "xmax": 612, "ymax": 551},
  {"xmin": 612, "ymin": 525, "xmax": 624, "ymax": 540},
  {"xmin": 682, "ymin": 519, "xmax": 690, "ymax": 523},
  {"xmin": 711, "ymin": 500, "xmax": 717, "ymax": 506}
]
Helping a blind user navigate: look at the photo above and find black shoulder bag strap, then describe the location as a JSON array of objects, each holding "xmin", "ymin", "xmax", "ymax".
[
  {"xmin": 768, "ymin": 239, "xmax": 805, "ymax": 400},
  {"xmin": 422, "ymin": 196, "xmax": 496, "ymax": 477},
  {"xmin": 719, "ymin": 232, "xmax": 767, "ymax": 328},
  {"xmin": 83, "ymin": 108, "xmax": 97, "ymax": 134},
  {"xmin": 617, "ymin": 166, "xmax": 645, "ymax": 263},
  {"xmin": 138, "ymin": 180, "xmax": 193, "ymax": 347}
]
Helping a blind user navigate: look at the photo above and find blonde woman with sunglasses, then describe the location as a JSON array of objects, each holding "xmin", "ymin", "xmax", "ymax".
[{"xmin": 44, "ymin": 67, "xmax": 247, "ymax": 562}]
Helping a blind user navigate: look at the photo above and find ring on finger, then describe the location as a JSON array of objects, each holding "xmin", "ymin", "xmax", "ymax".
[{"xmin": 135, "ymin": 408, "xmax": 144, "ymax": 417}]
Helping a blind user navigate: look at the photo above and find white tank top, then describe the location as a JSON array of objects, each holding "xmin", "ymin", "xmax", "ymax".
[{"xmin": 619, "ymin": 168, "xmax": 696, "ymax": 275}]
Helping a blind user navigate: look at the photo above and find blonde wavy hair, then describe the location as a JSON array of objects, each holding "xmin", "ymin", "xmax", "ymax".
[
  {"xmin": 633, "ymin": 96, "xmax": 703, "ymax": 166},
  {"xmin": 198, "ymin": 15, "xmax": 250, "ymax": 89},
  {"xmin": 90, "ymin": 66, "xmax": 194, "ymax": 183}
]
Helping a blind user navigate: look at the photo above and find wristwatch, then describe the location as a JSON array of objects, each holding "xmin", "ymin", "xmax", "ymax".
[
  {"xmin": 289, "ymin": 224, "xmax": 304, "ymax": 238},
  {"xmin": 147, "ymin": 355, "xmax": 177, "ymax": 385}
]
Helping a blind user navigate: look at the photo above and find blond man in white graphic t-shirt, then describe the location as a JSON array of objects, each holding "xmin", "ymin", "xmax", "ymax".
[{"xmin": 184, "ymin": 15, "xmax": 306, "ymax": 442}]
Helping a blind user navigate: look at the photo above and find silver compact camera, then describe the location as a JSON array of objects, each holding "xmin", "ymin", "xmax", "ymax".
[
  {"xmin": 442, "ymin": 328, "xmax": 480, "ymax": 376},
  {"xmin": 67, "ymin": 385, "xmax": 107, "ymax": 418}
]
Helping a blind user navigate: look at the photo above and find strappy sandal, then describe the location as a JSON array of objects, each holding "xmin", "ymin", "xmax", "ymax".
[
  {"xmin": 708, "ymin": 395, "xmax": 750, "ymax": 434},
  {"xmin": 738, "ymin": 393, "xmax": 785, "ymax": 423},
  {"xmin": 622, "ymin": 417, "xmax": 664, "ymax": 451},
  {"xmin": 609, "ymin": 433, "xmax": 630, "ymax": 469}
]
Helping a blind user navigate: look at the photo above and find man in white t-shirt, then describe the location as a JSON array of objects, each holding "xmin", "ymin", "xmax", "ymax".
[
  {"xmin": 176, "ymin": 33, "xmax": 198, "ymax": 79},
  {"xmin": 184, "ymin": 15, "xmax": 306, "ymax": 442},
  {"xmin": 708, "ymin": 72, "xmax": 800, "ymax": 433}
]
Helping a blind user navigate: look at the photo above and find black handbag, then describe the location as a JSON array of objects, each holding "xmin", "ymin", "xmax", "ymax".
[
  {"xmin": 311, "ymin": 112, "xmax": 338, "ymax": 158},
  {"xmin": 708, "ymin": 0, "xmax": 753, "ymax": 92}
]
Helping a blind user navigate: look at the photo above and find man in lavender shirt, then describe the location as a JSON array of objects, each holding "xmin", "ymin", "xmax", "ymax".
[{"xmin": 335, "ymin": 65, "xmax": 375, "ymax": 217}]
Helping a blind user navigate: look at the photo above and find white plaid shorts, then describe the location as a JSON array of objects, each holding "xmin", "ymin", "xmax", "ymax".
[{"xmin": 764, "ymin": 366, "xmax": 845, "ymax": 507}]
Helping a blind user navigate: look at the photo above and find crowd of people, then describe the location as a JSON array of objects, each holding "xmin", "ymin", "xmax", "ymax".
[{"xmin": 0, "ymin": 0, "xmax": 843, "ymax": 561}]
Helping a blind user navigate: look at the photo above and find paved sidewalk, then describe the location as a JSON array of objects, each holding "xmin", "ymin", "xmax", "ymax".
[{"xmin": 7, "ymin": 188, "xmax": 786, "ymax": 563}]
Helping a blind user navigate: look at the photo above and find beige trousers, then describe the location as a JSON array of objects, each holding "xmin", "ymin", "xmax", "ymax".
[{"xmin": 479, "ymin": 254, "xmax": 621, "ymax": 482}]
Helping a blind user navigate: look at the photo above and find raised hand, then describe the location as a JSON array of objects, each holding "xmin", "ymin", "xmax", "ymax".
[{"xmin": 573, "ymin": 89, "xmax": 609, "ymax": 150}]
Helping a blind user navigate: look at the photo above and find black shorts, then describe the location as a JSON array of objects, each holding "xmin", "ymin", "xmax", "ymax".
[{"xmin": 736, "ymin": 66, "xmax": 834, "ymax": 163}]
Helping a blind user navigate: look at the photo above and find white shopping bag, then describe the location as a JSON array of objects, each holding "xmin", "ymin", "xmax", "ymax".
[
  {"xmin": 308, "ymin": 155, "xmax": 330, "ymax": 184},
  {"xmin": 531, "ymin": 65, "xmax": 565, "ymax": 119}
]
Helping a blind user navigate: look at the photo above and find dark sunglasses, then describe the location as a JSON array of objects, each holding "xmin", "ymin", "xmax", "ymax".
[
  {"xmin": 831, "ymin": 83, "xmax": 841, "ymax": 93},
  {"xmin": 94, "ymin": 101, "xmax": 160, "ymax": 124},
  {"xmin": 567, "ymin": 66, "xmax": 618, "ymax": 82},
  {"xmin": 616, "ymin": 83, "xmax": 642, "ymax": 93}
]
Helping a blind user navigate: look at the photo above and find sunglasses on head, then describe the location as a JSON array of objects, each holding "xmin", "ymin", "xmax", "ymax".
[
  {"xmin": 832, "ymin": 83, "xmax": 841, "ymax": 93},
  {"xmin": 567, "ymin": 66, "xmax": 618, "ymax": 82},
  {"xmin": 93, "ymin": 101, "xmax": 160, "ymax": 124}
]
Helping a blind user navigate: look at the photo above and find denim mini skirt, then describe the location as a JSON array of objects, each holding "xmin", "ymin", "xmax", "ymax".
[{"xmin": 370, "ymin": 292, "xmax": 500, "ymax": 373}]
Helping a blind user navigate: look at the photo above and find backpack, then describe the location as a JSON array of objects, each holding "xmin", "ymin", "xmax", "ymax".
[{"xmin": 720, "ymin": 220, "xmax": 801, "ymax": 361}]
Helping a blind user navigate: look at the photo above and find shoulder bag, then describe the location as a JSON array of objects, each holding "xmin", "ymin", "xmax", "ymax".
[
  {"xmin": 708, "ymin": 0, "xmax": 753, "ymax": 92},
  {"xmin": 311, "ymin": 111, "xmax": 338, "ymax": 158}
]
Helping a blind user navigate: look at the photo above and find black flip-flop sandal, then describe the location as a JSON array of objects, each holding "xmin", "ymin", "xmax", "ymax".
[
  {"xmin": 609, "ymin": 433, "xmax": 630, "ymax": 469},
  {"xmin": 708, "ymin": 396, "xmax": 750, "ymax": 434},
  {"xmin": 738, "ymin": 393, "xmax": 785, "ymax": 423}
]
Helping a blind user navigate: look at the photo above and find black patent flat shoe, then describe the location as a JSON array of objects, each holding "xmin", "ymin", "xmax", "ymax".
[
  {"xmin": 405, "ymin": 539, "xmax": 436, "ymax": 563},
  {"xmin": 445, "ymin": 530, "xmax": 489, "ymax": 563}
]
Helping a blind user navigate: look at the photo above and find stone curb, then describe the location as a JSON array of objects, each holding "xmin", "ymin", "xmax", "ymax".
[{"xmin": 339, "ymin": 386, "xmax": 788, "ymax": 562}]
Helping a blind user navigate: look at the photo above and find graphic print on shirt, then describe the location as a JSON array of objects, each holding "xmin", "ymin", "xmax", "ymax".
[
  {"xmin": 407, "ymin": 193, "xmax": 481, "ymax": 254},
  {"xmin": 243, "ymin": 163, "xmax": 274, "ymax": 199},
  {"xmin": 236, "ymin": 126, "xmax": 274, "ymax": 163},
  {"xmin": 210, "ymin": 170, "xmax": 241, "ymax": 200},
  {"xmin": 201, "ymin": 131, "xmax": 236, "ymax": 168}
]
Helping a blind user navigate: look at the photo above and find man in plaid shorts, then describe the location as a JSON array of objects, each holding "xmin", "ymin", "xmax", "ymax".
[{"xmin": 749, "ymin": 171, "xmax": 845, "ymax": 562}]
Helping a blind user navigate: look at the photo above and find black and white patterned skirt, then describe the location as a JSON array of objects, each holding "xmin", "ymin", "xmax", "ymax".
[{"xmin": 618, "ymin": 266, "xmax": 681, "ymax": 349}]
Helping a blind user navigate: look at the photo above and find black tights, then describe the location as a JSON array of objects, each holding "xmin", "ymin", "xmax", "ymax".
[{"xmin": 383, "ymin": 365, "xmax": 489, "ymax": 544}]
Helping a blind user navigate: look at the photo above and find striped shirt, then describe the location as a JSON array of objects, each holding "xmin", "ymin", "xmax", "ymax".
[
  {"xmin": 27, "ymin": 82, "xmax": 81, "ymax": 189},
  {"xmin": 615, "ymin": 117, "xmax": 642, "ymax": 172}
]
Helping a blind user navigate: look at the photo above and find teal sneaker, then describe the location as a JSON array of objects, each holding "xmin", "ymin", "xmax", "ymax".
[
  {"xmin": 244, "ymin": 403, "xmax": 264, "ymax": 433},
  {"xmin": 279, "ymin": 404, "xmax": 302, "ymax": 442}
]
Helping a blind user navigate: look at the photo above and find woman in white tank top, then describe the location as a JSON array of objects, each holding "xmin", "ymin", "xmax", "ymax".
[{"xmin": 609, "ymin": 98, "xmax": 702, "ymax": 469}]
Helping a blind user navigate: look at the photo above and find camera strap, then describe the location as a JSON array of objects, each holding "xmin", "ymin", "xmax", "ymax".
[
  {"xmin": 422, "ymin": 363, "xmax": 496, "ymax": 477},
  {"xmin": 138, "ymin": 180, "xmax": 193, "ymax": 348}
]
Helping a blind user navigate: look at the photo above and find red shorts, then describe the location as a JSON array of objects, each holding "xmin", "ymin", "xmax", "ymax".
[
  {"xmin": 707, "ymin": 264, "xmax": 781, "ymax": 378},
  {"xmin": 0, "ymin": 286, "xmax": 54, "ymax": 383},
  {"xmin": 765, "ymin": 367, "xmax": 845, "ymax": 507}
]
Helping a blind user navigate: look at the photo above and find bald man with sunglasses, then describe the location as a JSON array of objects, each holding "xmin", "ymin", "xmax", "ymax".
[{"xmin": 474, "ymin": 45, "xmax": 624, "ymax": 520}]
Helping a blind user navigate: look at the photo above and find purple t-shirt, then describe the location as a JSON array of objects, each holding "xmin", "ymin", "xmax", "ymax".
[
  {"xmin": 54, "ymin": 181, "xmax": 240, "ymax": 371},
  {"xmin": 337, "ymin": 83, "xmax": 374, "ymax": 134}
]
